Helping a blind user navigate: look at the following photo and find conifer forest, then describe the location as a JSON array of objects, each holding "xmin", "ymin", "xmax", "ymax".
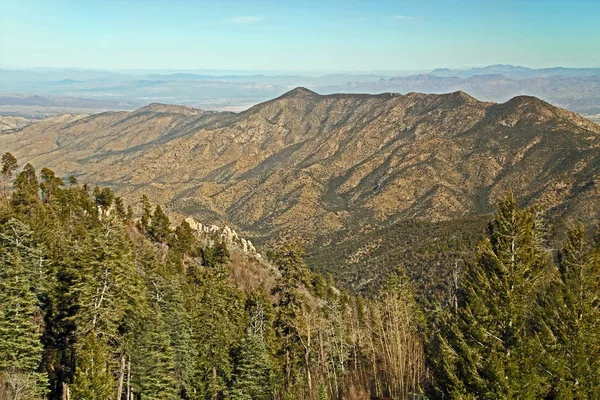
[{"xmin": 1, "ymin": 154, "xmax": 599, "ymax": 400}]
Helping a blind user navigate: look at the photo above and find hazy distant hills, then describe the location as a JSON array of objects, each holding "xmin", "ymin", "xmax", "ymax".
[
  {"xmin": 331, "ymin": 74, "xmax": 600, "ymax": 115},
  {"xmin": 429, "ymin": 64, "xmax": 600, "ymax": 79},
  {"xmin": 2, "ymin": 64, "xmax": 600, "ymax": 117},
  {"xmin": 3, "ymin": 87, "xmax": 600, "ymax": 289}
]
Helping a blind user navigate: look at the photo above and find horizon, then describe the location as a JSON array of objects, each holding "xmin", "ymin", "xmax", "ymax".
[{"xmin": 2, "ymin": 63, "xmax": 600, "ymax": 77}]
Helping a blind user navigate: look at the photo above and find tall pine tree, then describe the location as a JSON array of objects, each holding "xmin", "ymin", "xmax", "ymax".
[
  {"xmin": 0, "ymin": 219, "xmax": 48, "ymax": 399},
  {"xmin": 431, "ymin": 194, "xmax": 552, "ymax": 399},
  {"xmin": 538, "ymin": 224, "xmax": 600, "ymax": 398}
]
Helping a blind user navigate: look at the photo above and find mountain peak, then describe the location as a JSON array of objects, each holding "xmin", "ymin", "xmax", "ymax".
[
  {"xmin": 449, "ymin": 90, "xmax": 477, "ymax": 101},
  {"xmin": 280, "ymin": 87, "xmax": 319, "ymax": 98}
]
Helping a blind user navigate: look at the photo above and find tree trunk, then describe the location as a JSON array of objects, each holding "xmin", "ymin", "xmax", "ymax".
[
  {"xmin": 116, "ymin": 354, "xmax": 126, "ymax": 400},
  {"xmin": 126, "ymin": 356, "xmax": 131, "ymax": 400},
  {"xmin": 286, "ymin": 347, "xmax": 291, "ymax": 390},
  {"xmin": 62, "ymin": 383, "xmax": 70, "ymax": 400},
  {"xmin": 305, "ymin": 347, "xmax": 313, "ymax": 394},
  {"xmin": 212, "ymin": 366, "xmax": 218, "ymax": 400}
]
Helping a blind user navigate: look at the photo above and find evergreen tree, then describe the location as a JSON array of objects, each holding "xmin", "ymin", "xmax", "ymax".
[
  {"xmin": 126, "ymin": 205, "xmax": 134, "ymax": 222},
  {"xmin": 539, "ymin": 224, "xmax": 600, "ymax": 398},
  {"xmin": 39, "ymin": 167, "xmax": 63, "ymax": 204},
  {"xmin": 431, "ymin": 194, "xmax": 552, "ymax": 399},
  {"xmin": 187, "ymin": 256, "xmax": 243, "ymax": 400},
  {"xmin": 11, "ymin": 163, "xmax": 40, "ymax": 212},
  {"xmin": 230, "ymin": 330, "xmax": 274, "ymax": 400},
  {"xmin": 270, "ymin": 240, "xmax": 310, "ymax": 393},
  {"xmin": 70, "ymin": 334, "xmax": 114, "ymax": 400},
  {"xmin": 162, "ymin": 278, "xmax": 196, "ymax": 398},
  {"xmin": 149, "ymin": 205, "xmax": 171, "ymax": 243},
  {"xmin": 94, "ymin": 187, "xmax": 114, "ymax": 215},
  {"xmin": 1, "ymin": 152, "xmax": 18, "ymax": 179},
  {"xmin": 140, "ymin": 195, "xmax": 152, "ymax": 232},
  {"xmin": 173, "ymin": 220, "xmax": 196, "ymax": 255},
  {"xmin": 0, "ymin": 223, "xmax": 48, "ymax": 399},
  {"xmin": 132, "ymin": 303, "xmax": 178, "ymax": 400},
  {"xmin": 1, "ymin": 152, "xmax": 18, "ymax": 197},
  {"xmin": 203, "ymin": 239, "xmax": 230, "ymax": 270},
  {"xmin": 114, "ymin": 197, "xmax": 126, "ymax": 220}
]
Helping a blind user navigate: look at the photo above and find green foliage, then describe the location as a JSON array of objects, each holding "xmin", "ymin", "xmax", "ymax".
[
  {"xmin": 140, "ymin": 194, "xmax": 152, "ymax": 231},
  {"xmin": 1, "ymin": 152, "xmax": 18, "ymax": 178},
  {"xmin": 39, "ymin": 167, "xmax": 63, "ymax": 204},
  {"xmin": 202, "ymin": 239, "xmax": 230, "ymax": 271},
  {"xmin": 173, "ymin": 220, "xmax": 195, "ymax": 254},
  {"xmin": 0, "ymin": 220, "xmax": 48, "ymax": 398},
  {"xmin": 188, "ymin": 261, "xmax": 244, "ymax": 399},
  {"xmin": 70, "ymin": 334, "xmax": 114, "ymax": 399},
  {"xmin": 270, "ymin": 240, "xmax": 311, "ymax": 392},
  {"xmin": 430, "ymin": 194, "xmax": 553, "ymax": 398},
  {"xmin": 149, "ymin": 204, "xmax": 171, "ymax": 242},
  {"xmin": 230, "ymin": 330, "xmax": 275, "ymax": 400},
  {"xmin": 113, "ymin": 196, "xmax": 126, "ymax": 220},
  {"xmin": 11, "ymin": 164, "xmax": 40, "ymax": 212},
  {"xmin": 537, "ymin": 224, "xmax": 600, "ymax": 399},
  {"xmin": 317, "ymin": 383, "xmax": 328, "ymax": 400},
  {"xmin": 3, "ymin": 160, "xmax": 600, "ymax": 400},
  {"xmin": 132, "ymin": 303, "xmax": 178, "ymax": 400},
  {"xmin": 93, "ymin": 186, "xmax": 114, "ymax": 214}
]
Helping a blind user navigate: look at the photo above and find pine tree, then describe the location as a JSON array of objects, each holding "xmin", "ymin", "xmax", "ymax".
[
  {"xmin": 270, "ymin": 240, "xmax": 310, "ymax": 393},
  {"xmin": 94, "ymin": 187, "xmax": 114, "ymax": 216},
  {"xmin": 149, "ymin": 205, "xmax": 171, "ymax": 242},
  {"xmin": 1, "ymin": 152, "xmax": 18, "ymax": 197},
  {"xmin": 173, "ymin": 220, "xmax": 196, "ymax": 255},
  {"xmin": 0, "ymin": 220, "xmax": 48, "ymax": 399},
  {"xmin": 11, "ymin": 163, "xmax": 40, "ymax": 212},
  {"xmin": 203, "ymin": 239, "xmax": 230, "ymax": 270},
  {"xmin": 230, "ymin": 330, "xmax": 274, "ymax": 400},
  {"xmin": 162, "ymin": 277, "xmax": 196, "ymax": 398},
  {"xmin": 70, "ymin": 334, "xmax": 114, "ymax": 399},
  {"xmin": 539, "ymin": 224, "xmax": 600, "ymax": 398},
  {"xmin": 431, "ymin": 194, "xmax": 552, "ymax": 399},
  {"xmin": 39, "ymin": 167, "xmax": 63, "ymax": 204},
  {"xmin": 132, "ymin": 303, "xmax": 178, "ymax": 400},
  {"xmin": 1, "ymin": 152, "xmax": 18, "ymax": 179},
  {"xmin": 114, "ymin": 197, "xmax": 126, "ymax": 220},
  {"xmin": 140, "ymin": 195, "xmax": 152, "ymax": 232},
  {"xmin": 187, "ymin": 256, "xmax": 243, "ymax": 400}
]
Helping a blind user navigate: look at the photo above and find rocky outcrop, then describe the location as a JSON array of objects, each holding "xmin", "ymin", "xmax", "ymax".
[{"xmin": 184, "ymin": 217, "xmax": 261, "ymax": 259}]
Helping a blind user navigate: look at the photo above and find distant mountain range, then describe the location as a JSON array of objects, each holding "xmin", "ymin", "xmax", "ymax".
[
  {"xmin": 1, "ymin": 64, "xmax": 599, "ymax": 117},
  {"xmin": 429, "ymin": 64, "xmax": 600, "ymax": 79},
  {"xmin": 2, "ymin": 88, "xmax": 600, "ymax": 289}
]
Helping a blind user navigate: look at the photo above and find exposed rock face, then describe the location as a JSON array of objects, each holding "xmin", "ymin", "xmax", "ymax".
[
  {"xmin": 184, "ymin": 217, "xmax": 261, "ymax": 259},
  {"xmin": 2, "ymin": 88, "xmax": 600, "ymax": 244}
]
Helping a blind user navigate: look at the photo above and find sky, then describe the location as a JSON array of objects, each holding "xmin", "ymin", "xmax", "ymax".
[{"xmin": 0, "ymin": 0, "xmax": 599, "ymax": 72}]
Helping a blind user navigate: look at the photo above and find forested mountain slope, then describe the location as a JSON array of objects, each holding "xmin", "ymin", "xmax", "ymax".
[
  {"xmin": 2, "ymin": 160, "xmax": 600, "ymax": 399},
  {"xmin": 0, "ymin": 162, "xmax": 425, "ymax": 400}
]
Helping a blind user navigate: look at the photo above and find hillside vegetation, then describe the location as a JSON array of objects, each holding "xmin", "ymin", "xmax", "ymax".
[
  {"xmin": 2, "ymin": 156, "xmax": 600, "ymax": 399},
  {"xmin": 0, "ymin": 158, "xmax": 425, "ymax": 400}
]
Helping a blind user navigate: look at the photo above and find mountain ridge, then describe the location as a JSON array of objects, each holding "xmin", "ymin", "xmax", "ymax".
[{"xmin": 2, "ymin": 88, "xmax": 600, "ymax": 248}]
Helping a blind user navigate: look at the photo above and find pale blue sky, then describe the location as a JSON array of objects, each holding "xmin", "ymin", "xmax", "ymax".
[{"xmin": 1, "ymin": 0, "xmax": 598, "ymax": 72}]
